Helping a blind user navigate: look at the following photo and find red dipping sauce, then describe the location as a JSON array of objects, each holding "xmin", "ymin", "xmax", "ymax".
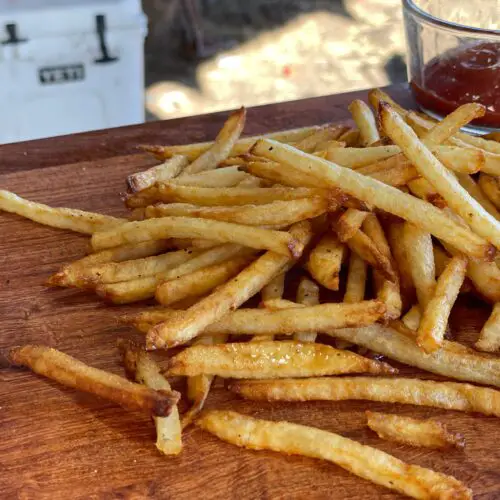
[{"xmin": 411, "ymin": 42, "xmax": 500, "ymax": 127}]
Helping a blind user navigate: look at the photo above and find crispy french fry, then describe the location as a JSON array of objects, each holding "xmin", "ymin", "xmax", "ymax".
[
  {"xmin": 417, "ymin": 256, "xmax": 467, "ymax": 353},
  {"xmin": 368, "ymin": 88, "xmax": 407, "ymax": 115},
  {"xmin": 47, "ymin": 240, "xmax": 173, "ymax": 287},
  {"xmin": 261, "ymin": 272, "xmax": 285, "ymax": 302},
  {"xmin": 169, "ymin": 237, "xmax": 219, "ymax": 250},
  {"xmin": 9, "ymin": 345, "xmax": 180, "ymax": 416},
  {"xmin": 336, "ymin": 208, "xmax": 369, "ymax": 242},
  {"xmin": 348, "ymin": 99, "xmax": 380, "ymax": 146},
  {"xmin": 294, "ymin": 278, "xmax": 320, "ymax": 342},
  {"xmin": 456, "ymin": 173, "xmax": 500, "ymax": 219},
  {"xmin": 251, "ymin": 139, "xmax": 493, "ymax": 260},
  {"xmin": 366, "ymin": 411, "xmax": 465, "ymax": 450},
  {"xmin": 229, "ymin": 375, "xmax": 500, "ymax": 419},
  {"xmin": 155, "ymin": 255, "xmax": 254, "ymax": 306},
  {"xmin": 403, "ymin": 223, "xmax": 436, "ymax": 310},
  {"xmin": 402, "ymin": 304, "xmax": 421, "ymax": 331},
  {"xmin": 344, "ymin": 251, "xmax": 367, "ymax": 304},
  {"xmin": 407, "ymin": 178, "xmax": 447, "ymax": 208},
  {"xmin": 140, "ymin": 125, "xmax": 323, "ymax": 162},
  {"xmin": 96, "ymin": 244, "xmax": 248, "ymax": 304},
  {"xmin": 146, "ymin": 221, "xmax": 313, "ymax": 349},
  {"xmin": 475, "ymin": 303, "xmax": 500, "ymax": 353},
  {"xmin": 120, "ymin": 341, "xmax": 182, "ymax": 454},
  {"xmin": 294, "ymin": 125, "xmax": 347, "ymax": 153},
  {"xmin": 261, "ymin": 298, "xmax": 304, "ymax": 311},
  {"xmin": 127, "ymin": 155, "xmax": 188, "ymax": 193},
  {"xmin": 143, "ymin": 198, "xmax": 329, "ymax": 227},
  {"xmin": 170, "ymin": 166, "xmax": 249, "ymax": 187},
  {"xmin": 0, "ymin": 189, "xmax": 126, "ymax": 234},
  {"xmin": 180, "ymin": 107, "xmax": 246, "ymax": 175},
  {"xmin": 306, "ymin": 233, "xmax": 346, "ymax": 291},
  {"xmin": 478, "ymin": 173, "xmax": 500, "ymax": 210},
  {"xmin": 380, "ymin": 104, "xmax": 500, "ymax": 248},
  {"xmin": 181, "ymin": 334, "xmax": 227, "ymax": 429},
  {"xmin": 356, "ymin": 161, "xmax": 419, "ymax": 187},
  {"xmin": 338, "ymin": 128, "xmax": 360, "ymax": 147},
  {"xmin": 197, "ymin": 411, "xmax": 471, "ymax": 500},
  {"xmin": 90, "ymin": 217, "xmax": 301, "ymax": 257},
  {"xmin": 167, "ymin": 340, "xmax": 396, "ymax": 378}
]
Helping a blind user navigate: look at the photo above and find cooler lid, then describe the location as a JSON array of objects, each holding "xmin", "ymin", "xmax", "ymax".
[{"xmin": 0, "ymin": 0, "xmax": 146, "ymax": 39}]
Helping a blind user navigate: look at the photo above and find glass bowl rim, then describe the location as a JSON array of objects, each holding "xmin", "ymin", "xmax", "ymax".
[{"xmin": 402, "ymin": 0, "xmax": 500, "ymax": 36}]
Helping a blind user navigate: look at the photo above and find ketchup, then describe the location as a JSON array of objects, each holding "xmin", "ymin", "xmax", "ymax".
[{"xmin": 410, "ymin": 42, "xmax": 500, "ymax": 127}]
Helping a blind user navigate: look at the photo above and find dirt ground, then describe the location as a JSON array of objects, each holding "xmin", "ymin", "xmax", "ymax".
[{"xmin": 142, "ymin": 0, "xmax": 407, "ymax": 120}]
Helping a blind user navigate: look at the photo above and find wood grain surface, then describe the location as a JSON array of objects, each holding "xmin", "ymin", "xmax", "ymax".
[{"xmin": 1, "ymin": 84, "xmax": 499, "ymax": 500}]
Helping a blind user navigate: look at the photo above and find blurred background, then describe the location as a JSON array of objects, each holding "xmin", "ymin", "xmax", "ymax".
[{"xmin": 144, "ymin": 0, "xmax": 407, "ymax": 120}]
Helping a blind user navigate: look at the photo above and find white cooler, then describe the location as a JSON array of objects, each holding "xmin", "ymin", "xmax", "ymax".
[{"xmin": 0, "ymin": 0, "xmax": 147, "ymax": 143}]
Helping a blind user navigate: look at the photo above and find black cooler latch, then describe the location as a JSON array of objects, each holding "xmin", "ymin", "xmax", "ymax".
[
  {"xmin": 2, "ymin": 23, "xmax": 28, "ymax": 45},
  {"xmin": 94, "ymin": 14, "xmax": 118, "ymax": 64}
]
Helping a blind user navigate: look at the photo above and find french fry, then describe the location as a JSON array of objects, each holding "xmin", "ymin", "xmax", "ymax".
[
  {"xmin": 180, "ymin": 107, "xmax": 246, "ymax": 175},
  {"xmin": 355, "ymin": 161, "xmax": 419, "ymax": 187},
  {"xmin": 143, "ymin": 198, "xmax": 329, "ymax": 227},
  {"xmin": 380, "ymin": 104, "xmax": 500, "ymax": 248},
  {"xmin": 181, "ymin": 334, "xmax": 227, "ymax": 429},
  {"xmin": 229, "ymin": 375, "xmax": 500, "ymax": 419},
  {"xmin": 47, "ymin": 239, "xmax": 173, "ymax": 287},
  {"xmin": 475, "ymin": 303, "xmax": 500, "ymax": 353},
  {"xmin": 368, "ymin": 88, "xmax": 407, "ymax": 115},
  {"xmin": 197, "ymin": 411, "xmax": 471, "ymax": 500},
  {"xmin": 402, "ymin": 304, "xmax": 421, "ymax": 331},
  {"xmin": 294, "ymin": 125, "xmax": 347, "ymax": 153},
  {"xmin": 74, "ymin": 248, "xmax": 200, "ymax": 286},
  {"xmin": 167, "ymin": 340, "xmax": 396, "ymax": 378},
  {"xmin": 456, "ymin": 173, "xmax": 500, "ymax": 219},
  {"xmin": 169, "ymin": 237, "xmax": 219, "ymax": 250},
  {"xmin": 294, "ymin": 278, "xmax": 320, "ymax": 342},
  {"xmin": 253, "ymin": 273, "xmax": 286, "ymax": 342},
  {"xmin": 403, "ymin": 223, "xmax": 436, "ymax": 310},
  {"xmin": 251, "ymin": 139, "xmax": 493, "ymax": 260},
  {"xmin": 0, "ymin": 189, "xmax": 126, "ymax": 234},
  {"xmin": 146, "ymin": 221, "xmax": 313, "ymax": 349},
  {"xmin": 261, "ymin": 298, "xmax": 304, "ymax": 311},
  {"xmin": 9, "ymin": 345, "xmax": 180, "ymax": 416},
  {"xmin": 366, "ymin": 411, "xmax": 465, "ymax": 450},
  {"xmin": 140, "ymin": 125, "xmax": 324, "ymax": 162},
  {"xmin": 348, "ymin": 99, "xmax": 380, "ymax": 146},
  {"xmin": 407, "ymin": 178, "xmax": 447, "ymax": 208},
  {"xmin": 306, "ymin": 233, "xmax": 346, "ymax": 291},
  {"xmin": 96, "ymin": 244, "xmax": 248, "ymax": 304},
  {"xmin": 336, "ymin": 208, "xmax": 369, "ymax": 242},
  {"xmin": 90, "ymin": 217, "xmax": 301, "ymax": 257},
  {"xmin": 155, "ymin": 255, "xmax": 254, "ymax": 306},
  {"xmin": 170, "ymin": 166, "xmax": 249, "ymax": 187},
  {"xmin": 478, "ymin": 173, "xmax": 500, "ymax": 210},
  {"xmin": 343, "ymin": 251, "xmax": 367, "ymax": 304},
  {"xmin": 337, "ymin": 128, "xmax": 360, "ymax": 147},
  {"xmin": 120, "ymin": 341, "xmax": 182, "ymax": 455},
  {"xmin": 417, "ymin": 256, "xmax": 467, "ymax": 353},
  {"xmin": 127, "ymin": 155, "xmax": 188, "ymax": 193}
]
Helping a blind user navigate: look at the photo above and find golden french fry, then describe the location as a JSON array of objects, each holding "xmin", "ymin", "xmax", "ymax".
[
  {"xmin": 475, "ymin": 303, "xmax": 500, "ymax": 353},
  {"xmin": 170, "ymin": 166, "xmax": 249, "ymax": 187},
  {"xmin": 306, "ymin": 233, "xmax": 346, "ymax": 291},
  {"xmin": 169, "ymin": 237, "xmax": 219, "ymax": 250},
  {"xmin": 456, "ymin": 173, "xmax": 500, "ymax": 219},
  {"xmin": 380, "ymin": 104, "xmax": 500, "ymax": 248},
  {"xmin": 348, "ymin": 99, "xmax": 380, "ymax": 146},
  {"xmin": 180, "ymin": 107, "xmax": 246, "ymax": 175},
  {"xmin": 261, "ymin": 298, "xmax": 303, "ymax": 311},
  {"xmin": 336, "ymin": 208, "xmax": 368, "ymax": 242},
  {"xmin": 143, "ymin": 198, "xmax": 329, "ymax": 227},
  {"xmin": 356, "ymin": 161, "xmax": 419, "ymax": 187},
  {"xmin": 366, "ymin": 411, "xmax": 465, "ymax": 450},
  {"xmin": 167, "ymin": 340, "xmax": 396, "ymax": 378},
  {"xmin": 250, "ymin": 139, "xmax": 493, "ymax": 260},
  {"xmin": 127, "ymin": 155, "xmax": 188, "ymax": 193},
  {"xmin": 0, "ymin": 189, "xmax": 126, "ymax": 234},
  {"xmin": 9, "ymin": 345, "xmax": 180, "ymax": 416},
  {"xmin": 294, "ymin": 125, "xmax": 347, "ymax": 153},
  {"xmin": 344, "ymin": 251, "xmax": 367, "ymax": 304},
  {"xmin": 120, "ymin": 341, "xmax": 182, "ymax": 454},
  {"xmin": 146, "ymin": 221, "xmax": 313, "ymax": 349},
  {"xmin": 407, "ymin": 178, "xmax": 447, "ymax": 208},
  {"xmin": 140, "ymin": 125, "xmax": 323, "ymax": 162},
  {"xmin": 96, "ymin": 244, "xmax": 247, "ymax": 304},
  {"xmin": 261, "ymin": 272, "xmax": 285, "ymax": 302},
  {"xmin": 402, "ymin": 304, "xmax": 421, "ymax": 331},
  {"xmin": 337, "ymin": 128, "xmax": 360, "ymax": 147},
  {"xmin": 403, "ymin": 222, "xmax": 436, "ymax": 310},
  {"xmin": 368, "ymin": 88, "xmax": 407, "ymax": 115},
  {"xmin": 197, "ymin": 411, "xmax": 471, "ymax": 500},
  {"xmin": 229, "ymin": 375, "xmax": 500, "ymax": 420},
  {"xmin": 91, "ymin": 216, "xmax": 301, "ymax": 257},
  {"xmin": 294, "ymin": 278, "xmax": 320, "ymax": 342},
  {"xmin": 417, "ymin": 256, "xmax": 467, "ymax": 353},
  {"xmin": 47, "ymin": 240, "xmax": 173, "ymax": 287},
  {"xmin": 155, "ymin": 255, "xmax": 254, "ymax": 306},
  {"xmin": 478, "ymin": 173, "xmax": 500, "ymax": 210},
  {"xmin": 218, "ymin": 156, "xmax": 247, "ymax": 167}
]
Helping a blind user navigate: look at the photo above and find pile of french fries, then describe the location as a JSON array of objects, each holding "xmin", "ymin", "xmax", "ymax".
[{"xmin": 3, "ymin": 89, "xmax": 500, "ymax": 499}]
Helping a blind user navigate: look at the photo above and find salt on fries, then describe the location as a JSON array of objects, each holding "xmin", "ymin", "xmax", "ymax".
[{"xmin": 3, "ymin": 89, "xmax": 500, "ymax": 498}]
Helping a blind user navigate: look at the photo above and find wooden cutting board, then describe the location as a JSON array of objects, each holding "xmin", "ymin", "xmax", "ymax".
[{"xmin": 1, "ymin": 84, "xmax": 498, "ymax": 500}]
